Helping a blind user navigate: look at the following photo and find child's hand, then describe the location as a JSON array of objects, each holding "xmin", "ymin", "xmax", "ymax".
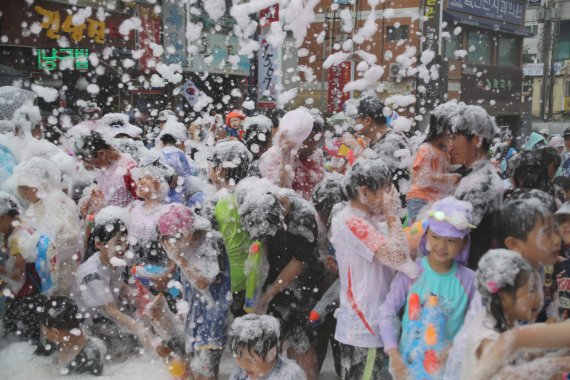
[
  {"xmin": 381, "ymin": 185, "xmax": 401, "ymax": 217},
  {"xmin": 451, "ymin": 173, "xmax": 461, "ymax": 184},
  {"xmin": 388, "ymin": 349, "xmax": 408, "ymax": 380}
]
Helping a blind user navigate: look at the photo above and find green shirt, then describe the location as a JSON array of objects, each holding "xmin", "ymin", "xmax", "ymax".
[{"xmin": 215, "ymin": 193, "xmax": 252, "ymax": 292}]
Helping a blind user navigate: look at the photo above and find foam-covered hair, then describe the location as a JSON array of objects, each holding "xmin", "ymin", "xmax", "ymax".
[
  {"xmin": 425, "ymin": 101, "xmax": 467, "ymax": 142},
  {"xmin": 312, "ymin": 173, "xmax": 347, "ymax": 219},
  {"xmin": 209, "ymin": 140, "xmax": 252, "ymax": 184},
  {"xmin": 343, "ymin": 158, "xmax": 392, "ymax": 199},
  {"xmin": 230, "ymin": 314, "xmax": 280, "ymax": 361},
  {"xmin": 238, "ymin": 190, "xmax": 283, "ymax": 240},
  {"xmin": 477, "ymin": 249, "xmax": 536, "ymax": 331},
  {"xmin": 0, "ymin": 191, "xmax": 20, "ymax": 216},
  {"xmin": 450, "ymin": 104, "xmax": 498, "ymax": 142},
  {"xmin": 9, "ymin": 156, "xmax": 62, "ymax": 195}
]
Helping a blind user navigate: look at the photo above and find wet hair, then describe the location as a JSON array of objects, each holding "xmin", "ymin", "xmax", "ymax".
[
  {"xmin": 343, "ymin": 158, "xmax": 392, "ymax": 200},
  {"xmin": 503, "ymin": 188, "xmax": 558, "ymax": 213},
  {"xmin": 160, "ymin": 133, "xmax": 178, "ymax": 146},
  {"xmin": 209, "ymin": 140, "xmax": 252, "ymax": 185},
  {"xmin": 92, "ymin": 219, "xmax": 128, "ymax": 244},
  {"xmin": 75, "ymin": 130, "xmax": 112, "ymax": 159},
  {"xmin": 238, "ymin": 191, "xmax": 283, "ymax": 240},
  {"xmin": 356, "ymin": 96, "xmax": 387, "ymax": 125},
  {"xmin": 0, "ymin": 193, "xmax": 20, "ymax": 217},
  {"xmin": 512, "ymin": 150, "xmax": 550, "ymax": 192},
  {"xmin": 448, "ymin": 105, "xmax": 497, "ymax": 152},
  {"xmin": 534, "ymin": 146, "xmax": 561, "ymax": 170},
  {"xmin": 312, "ymin": 174, "xmax": 347, "ymax": 222},
  {"xmin": 242, "ymin": 116, "xmax": 273, "ymax": 156},
  {"xmin": 229, "ymin": 314, "xmax": 280, "ymax": 361},
  {"xmin": 493, "ymin": 198, "xmax": 552, "ymax": 247},
  {"xmin": 40, "ymin": 296, "xmax": 81, "ymax": 330},
  {"xmin": 425, "ymin": 101, "xmax": 466, "ymax": 143},
  {"xmin": 477, "ymin": 249, "xmax": 535, "ymax": 332},
  {"xmin": 553, "ymin": 176, "xmax": 570, "ymax": 192}
]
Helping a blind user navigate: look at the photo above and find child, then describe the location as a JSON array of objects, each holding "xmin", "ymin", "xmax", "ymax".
[
  {"xmin": 330, "ymin": 159, "xmax": 418, "ymax": 380},
  {"xmin": 229, "ymin": 314, "xmax": 306, "ymax": 380},
  {"xmin": 39, "ymin": 296, "xmax": 105, "ymax": 376},
  {"xmin": 380, "ymin": 197, "xmax": 476, "ymax": 380},
  {"xmin": 158, "ymin": 204, "xmax": 231, "ymax": 380},
  {"xmin": 74, "ymin": 206, "xmax": 152, "ymax": 361},
  {"xmin": 225, "ymin": 110, "xmax": 246, "ymax": 140},
  {"xmin": 458, "ymin": 249, "xmax": 570, "ymax": 379},
  {"xmin": 0, "ymin": 191, "xmax": 56, "ymax": 344},
  {"xmin": 241, "ymin": 115, "xmax": 273, "ymax": 177},
  {"xmin": 206, "ymin": 140, "xmax": 253, "ymax": 316},
  {"xmin": 553, "ymin": 203, "xmax": 570, "ymax": 320},
  {"xmin": 406, "ymin": 103, "xmax": 463, "ymax": 221}
]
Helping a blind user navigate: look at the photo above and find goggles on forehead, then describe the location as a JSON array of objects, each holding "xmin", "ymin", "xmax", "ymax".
[{"xmin": 429, "ymin": 210, "xmax": 476, "ymax": 230}]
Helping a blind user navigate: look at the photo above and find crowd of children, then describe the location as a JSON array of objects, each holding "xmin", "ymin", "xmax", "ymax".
[{"xmin": 1, "ymin": 91, "xmax": 570, "ymax": 380}]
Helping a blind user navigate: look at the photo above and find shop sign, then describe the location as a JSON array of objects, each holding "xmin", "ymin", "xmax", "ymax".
[
  {"xmin": 37, "ymin": 48, "xmax": 89, "ymax": 71},
  {"xmin": 448, "ymin": 0, "xmax": 525, "ymax": 25}
]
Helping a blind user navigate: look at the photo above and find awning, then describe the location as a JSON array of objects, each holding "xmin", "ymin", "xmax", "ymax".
[{"xmin": 443, "ymin": 10, "xmax": 533, "ymax": 37}]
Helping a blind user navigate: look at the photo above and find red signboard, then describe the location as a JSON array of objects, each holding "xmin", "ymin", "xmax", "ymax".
[
  {"xmin": 260, "ymin": 5, "xmax": 279, "ymax": 27},
  {"xmin": 137, "ymin": 4, "xmax": 162, "ymax": 72},
  {"xmin": 328, "ymin": 62, "xmax": 351, "ymax": 113}
]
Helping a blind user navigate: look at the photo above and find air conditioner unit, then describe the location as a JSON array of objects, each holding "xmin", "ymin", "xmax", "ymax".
[{"xmin": 389, "ymin": 63, "xmax": 402, "ymax": 78}]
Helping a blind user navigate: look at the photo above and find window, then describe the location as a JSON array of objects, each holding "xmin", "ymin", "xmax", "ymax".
[
  {"xmin": 445, "ymin": 33, "xmax": 461, "ymax": 59},
  {"xmin": 525, "ymin": 24, "xmax": 538, "ymax": 35},
  {"xmin": 467, "ymin": 32, "xmax": 491, "ymax": 65},
  {"xmin": 498, "ymin": 36, "xmax": 517, "ymax": 66},
  {"xmin": 386, "ymin": 25, "xmax": 409, "ymax": 41},
  {"xmin": 565, "ymin": 81, "xmax": 570, "ymax": 97}
]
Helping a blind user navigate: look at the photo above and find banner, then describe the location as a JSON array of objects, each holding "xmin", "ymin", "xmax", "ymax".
[
  {"xmin": 327, "ymin": 62, "xmax": 351, "ymax": 113},
  {"xmin": 163, "ymin": 0, "xmax": 187, "ymax": 66},
  {"xmin": 257, "ymin": 36, "xmax": 280, "ymax": 109},
  {"xmin": 418, "ymin": 0, "xmax": 443, "ymax": 113},
  {"xmin": 137, "ymin": 4, "xmax": 162, "ymax": 72}
]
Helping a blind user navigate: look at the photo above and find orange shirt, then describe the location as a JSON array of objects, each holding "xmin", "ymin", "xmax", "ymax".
[{"xmin": 406, "ymin": 143, "xmax": 456, "ymax": 203}]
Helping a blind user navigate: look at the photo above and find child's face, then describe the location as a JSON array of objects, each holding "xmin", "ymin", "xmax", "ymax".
[
  {"xmin": 41, "ymin": 325, "xmax": 68, "ymax": 344},
  {"xmin": 230, "ymin": 117, "xmax": 242, "ymax": 129},
  {"xmin": 207, "ymin": 164, "xmax": 224, "ymax": 187},
  {"xmin": 514, "ymin": 215, "xmax": 561, "ymax": 268},
  {"xmin": 558, "ymin": 215, "xmax": 570, "ymax": 245},
  {"xmin": 501, "ymin": 272, "xmax": 543, "ymax": 323},
  {"xmin": 234, "ymin": 349, "xmax": 276, "ymax": 379},
  {"xmin": 136, "ymin": 176, "xmax": 162, "ymax": 199},
  {"xmin": 425, "ymin": 229, "xmax": 465, "ymax": 265},
  {"xmin": 98, "ymin": 233, "xmax": 129, "ymax": 260}
]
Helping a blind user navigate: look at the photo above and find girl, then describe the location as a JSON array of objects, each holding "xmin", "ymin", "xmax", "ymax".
[
  {"xmin": 379, "ymin": 196, "xmax": 476, "ymax": 380},
  {"xmin": 406, "ymin": 103, "xmax": 463, "ymax": 222},
  {"xmin": 456, "ymin": 249, "xmax": 570, "ymax": 380}
]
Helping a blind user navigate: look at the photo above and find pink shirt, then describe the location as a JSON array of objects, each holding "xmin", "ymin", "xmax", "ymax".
[{"xmin": 95, "ymin": 154, "xmax": 137, "ymax": 207}]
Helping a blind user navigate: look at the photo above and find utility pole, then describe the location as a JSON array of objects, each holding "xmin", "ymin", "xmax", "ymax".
[{"xmin": 539, "ymin": 2, "xmax": 552, "ymax": 121}]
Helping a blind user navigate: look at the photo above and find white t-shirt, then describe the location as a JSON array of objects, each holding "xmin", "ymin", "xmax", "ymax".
[
  {"xmin": 330, "ymin": 204, "xmax": 395, "ymax": 348},
  {"xmin": 75, "ymin": 252, "xmax": 124, "ymax": 318}
]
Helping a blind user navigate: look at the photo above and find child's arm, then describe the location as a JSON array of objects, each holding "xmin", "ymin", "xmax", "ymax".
[
  {"xmin": 476, "ymin": 320, "xmax": 570, "ymax": 377},
  {"xmin": 255, "ymin": 257, "xmax": 304, "ymax": 314},
  {"xmin": 491, "ymin": 356, "xmax": 570, "ymax": 380},
  {"xmin": 380, "ymin": 273, "xmax": 412, "ymax": 380},
  {"xmin": 103, "ymin": 302, "xmax": 153, "ymax": 347}
]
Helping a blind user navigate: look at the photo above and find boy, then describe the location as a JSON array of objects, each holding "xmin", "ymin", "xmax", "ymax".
[
  {"xmin": 229, "ymin": 314, "xmax": 306, "ymax": 380},
  {"xmin": 74, "ymin": 206, "xmax": 151, "ymax": 361},
  {"xmin": 73, "ymin": 130, "xmax": 138, "ymax": 208},
  {"xmin": 206, "ymin": 140, "xmax": 253, "ymax": 316},
  {"xmin": 39, "ymin": 296, "xmax": 105, "ymax": 376},
  {"xmin": 330, "ymin": 158, "xmax": 411, "ymax": 379},
  {"xmin": 553, "ymin": 203, "xmax": 570, "ymax": 320},
  {"xmin": 241, "ymin": 115, "xmax": 273, "ymax": 177},
  {"xmin": 158, "ymin": 204, "xmax": 231, "ymax": 380},
  {"xmin": 238, "ymin": 188, "xmax": 325, "ymax": 380}
]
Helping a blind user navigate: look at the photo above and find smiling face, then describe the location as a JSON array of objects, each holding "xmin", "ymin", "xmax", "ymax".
[{"xmin": 425, "ymin": 229, "xmax": 466, "ymax": 266}]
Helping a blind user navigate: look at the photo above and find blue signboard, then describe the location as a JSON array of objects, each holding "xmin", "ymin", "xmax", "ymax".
[{"xmin": 448, "ymin": 0, "xmax": 525, "ymax": 25}]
